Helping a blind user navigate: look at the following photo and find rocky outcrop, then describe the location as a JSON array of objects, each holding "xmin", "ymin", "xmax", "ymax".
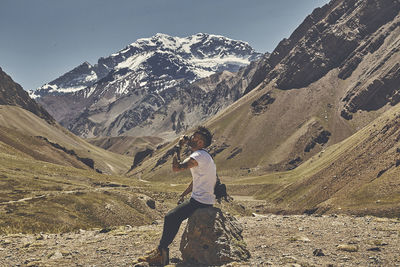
[
  {"xmin": 130, "ymin": 148, "xmax": 154, "ymax": 170},
  {"xmin": 266, "ymin": 120, "xmax": 333, "ymax": 172},
  {"xmin": 180, "ymin": 207, "xmax": 250, "ymax": 265},
  {"xmin": 254, "ymin": 0, "xmax": 400, "ymax": 120},
  {"xmin": 342, "ymin": 62, "xmax": 400, "ymax": 119},
  {"xmin": 227, "ymin": 147, "xmax": 243, "ymax": 160},
  {"xmin": 208, "ymin": 142, "xmax": 231, "ymax": 158},
  {"xmin": 251, "ymin": 92, "xmax": 275, "ymax": 115},
  {"xmin": 304, "ymin": 130, "xmax": 332, "ymax": 152}
]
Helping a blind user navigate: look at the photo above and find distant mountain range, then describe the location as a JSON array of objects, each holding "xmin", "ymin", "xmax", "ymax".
[{"xmin": 30, "ymin": 33, "xmax": 262, "ymax": 139}]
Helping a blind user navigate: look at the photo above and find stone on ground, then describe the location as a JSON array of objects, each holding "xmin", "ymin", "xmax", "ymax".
[{"xmin": 180, "ymin": 207, "xmax": 250, "ymax": 265}]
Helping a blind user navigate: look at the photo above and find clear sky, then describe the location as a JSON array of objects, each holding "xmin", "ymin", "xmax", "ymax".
[{"xmin": 0, "ymin": 0, "xmax": 330, "ymax": 91}]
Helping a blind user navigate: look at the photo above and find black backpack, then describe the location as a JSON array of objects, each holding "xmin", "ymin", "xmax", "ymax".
[
  {"xmin": 201, "ymin": 149, "xmax": 231, "ymax": 203},
  {"xmin": 214, "ymin": 176, "xmax": 230, "ymax": 203}
]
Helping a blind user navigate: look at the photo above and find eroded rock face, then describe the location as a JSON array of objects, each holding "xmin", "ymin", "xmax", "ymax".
[
  {"xmin": 245, "ymin": 0, "xmax": 400, "ymax": 92},
  {"xmin": 251, "ymin": 92, "xmax": 276, "ymax": 115},
  {"xmin": 342, "ymin": 62, "xmax": 400, "ymax": 119},
  {"xmin": 180, "ymin": 207, "xmax": 250, "ymax": 265}
]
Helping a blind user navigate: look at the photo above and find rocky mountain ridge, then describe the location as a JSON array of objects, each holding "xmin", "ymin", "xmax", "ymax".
[
  {"xmin": 0, "ymin": 67, "xmax": 54, "ymax": 124},
  {"xmin": 30, "ymin": 33, "xmax": 262, "ymax": 139},
  {"xmin": 244, "ymin": 0, "xmax": 400, "ymax": 117}
]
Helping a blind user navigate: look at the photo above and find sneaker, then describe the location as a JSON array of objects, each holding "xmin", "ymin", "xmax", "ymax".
[{"xmin": 137, "ymin": 248, "xmax": 162, "ymax": 265}]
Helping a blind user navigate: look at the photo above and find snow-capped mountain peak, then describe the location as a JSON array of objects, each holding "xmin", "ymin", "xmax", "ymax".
[
  {"xmin": 31, "ymin": 33, "xmax": 262, "ymax": 137},
  {"xmin": 111, "ymin": 32, "xmax": 259, "ymax": 75},
  {"xmin": 30, "ymin": 61, "xmax": 98, "ymax": 99},
  {"xmin": 32, "ymin": 33, "xmax": 260, "ymax": 99}
]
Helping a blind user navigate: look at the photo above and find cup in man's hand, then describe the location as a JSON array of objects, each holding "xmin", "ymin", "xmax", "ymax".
[{"xmin": 178, "ymin": 135, "xmax": 189, "ymax": 147}]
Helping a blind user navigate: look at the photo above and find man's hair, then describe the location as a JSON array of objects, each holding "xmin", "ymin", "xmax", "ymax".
[{"xmin": 195, "ymin": 126, "xmax": 213, "ymax": 148}]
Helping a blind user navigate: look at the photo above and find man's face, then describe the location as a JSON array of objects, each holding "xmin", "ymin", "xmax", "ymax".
[{"xmin": 188, "ymin": 133, "xmax": 203, "ymax": 149}]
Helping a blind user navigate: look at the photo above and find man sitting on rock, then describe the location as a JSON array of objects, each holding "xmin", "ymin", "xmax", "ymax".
[{"xmin": 137, "ymin": 126, "xmax": 217, "ymax": 266}]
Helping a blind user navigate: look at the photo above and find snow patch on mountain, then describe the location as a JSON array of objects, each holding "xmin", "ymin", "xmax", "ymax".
[{"xmin": 116, "ymin": 52, "xmax": 154, "ymax": 71}]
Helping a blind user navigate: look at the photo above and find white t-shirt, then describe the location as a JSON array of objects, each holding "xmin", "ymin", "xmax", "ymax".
[{"xmin": 189, "ymin": 149, "xmax": 217, "ymax": 205}]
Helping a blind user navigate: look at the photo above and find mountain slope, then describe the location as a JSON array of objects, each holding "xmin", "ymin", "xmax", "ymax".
[
  {"xmin": 31, "ymin": 33, "xmax": 262, "ymax": 139},
  {"xmin": 205, "ymin": 0, "xmax": 400, "ymax": 174},
  {"xmin": 0, "ymin": 106, "xmax": 132, "ymax": 175},
  {"xmin": 106, "ymin": 56, "xmax": 268, "ymax": 139},
  {"xmin": 249, "ymin": 101, "xmax": 400, "ymax": 217},
  {"xmin": 0, "ymin": 119, "xmax": 172, "ymax": 234},
  {"xmin": 0, "ymin": 67, "xmax": 132, "ymax": 174},
  {"xmin": 0, "ymin": 67, "xmax": 54, "ymax": 124},
  {"xmin": 0, "ymin": 70, "xmax": 172, "ymax": 234}
]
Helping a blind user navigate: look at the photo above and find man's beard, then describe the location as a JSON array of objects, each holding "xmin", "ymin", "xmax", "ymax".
[{"xmin": 188, "ymin": 140, "xmax": 197, "ymax": 149}]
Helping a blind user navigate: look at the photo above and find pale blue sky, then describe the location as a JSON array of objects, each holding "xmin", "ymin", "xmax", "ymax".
[{"xmin": 0, "ymin": 0, "xmax": 330, "ymax": 91}]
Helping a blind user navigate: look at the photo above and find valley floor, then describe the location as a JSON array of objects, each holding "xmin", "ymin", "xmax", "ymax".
[{"xmin": 1, "ymin": 211, "xmax": 399, "ymax": 266}]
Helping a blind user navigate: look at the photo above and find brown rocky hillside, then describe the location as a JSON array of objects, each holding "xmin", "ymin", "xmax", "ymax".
[
  {"xmin": 249, "ymin": 102, "xmax": 400, "ymax": 217},
  {"xmin": 0, "ymin": 106, "xmax": 132, "ymax": 175},
  {"xmin": 0, "ymin": 67, "xmax": 134, "ymax": 174},
  {"xmin": 0, "ymin": 67, "xmax": 54, "ymax": 124}
]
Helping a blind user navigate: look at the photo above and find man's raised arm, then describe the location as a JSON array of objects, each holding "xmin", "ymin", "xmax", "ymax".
[{"xmin": 172, "ymin": 156, "xmax": 198, "ymax": 172}]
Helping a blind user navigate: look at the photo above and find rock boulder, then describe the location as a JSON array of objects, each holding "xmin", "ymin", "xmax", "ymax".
[{"xmin": 180, "ymin": 207, "xmax": 250, "ymax": 265}]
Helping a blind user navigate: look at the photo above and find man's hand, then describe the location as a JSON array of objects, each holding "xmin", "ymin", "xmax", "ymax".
[{"xmin": 177, "ymin": 182, "xmax": 193, "ymax": 205}]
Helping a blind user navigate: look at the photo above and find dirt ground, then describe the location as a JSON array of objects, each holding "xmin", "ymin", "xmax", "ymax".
[{"xmin": 1, "ymin": 203, "xmax": 400, "ymax": 267}]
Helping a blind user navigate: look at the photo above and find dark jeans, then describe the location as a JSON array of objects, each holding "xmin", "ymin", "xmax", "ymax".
[{"xmin": 159, "ymin": 197, "xmax": 212, "ymax": 249}]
